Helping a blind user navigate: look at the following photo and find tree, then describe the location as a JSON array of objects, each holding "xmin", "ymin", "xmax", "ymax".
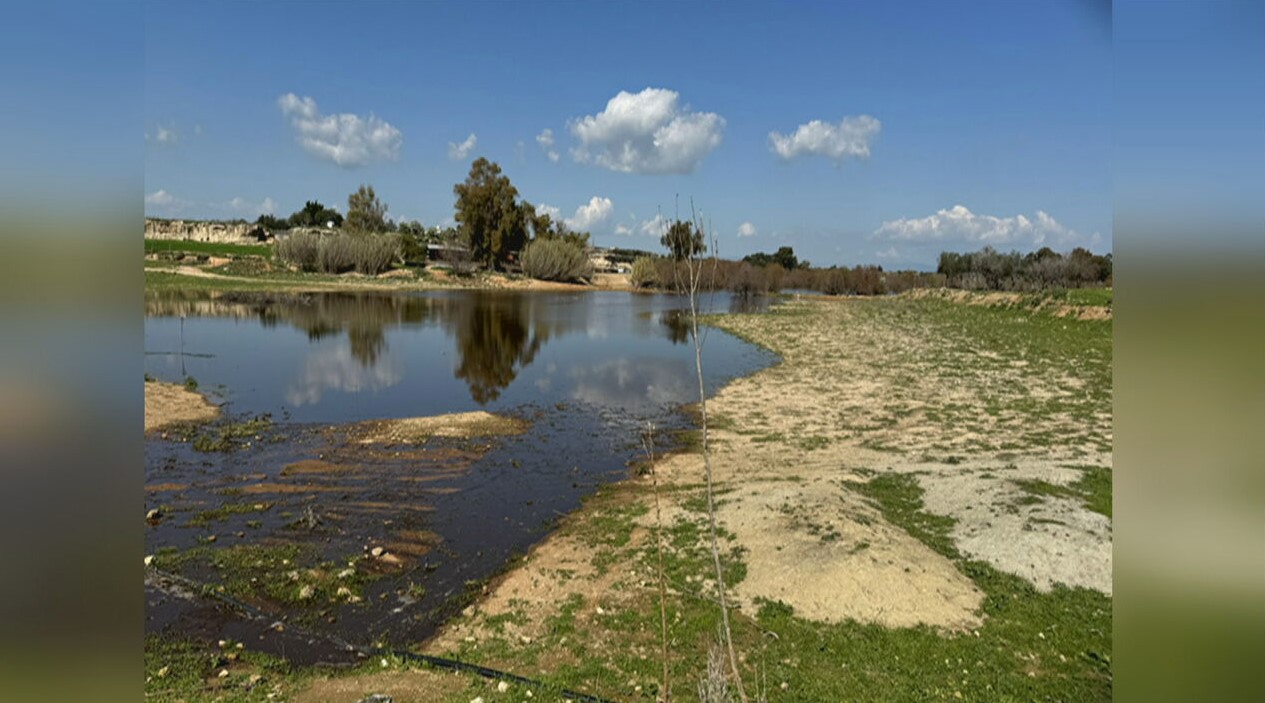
[
  {"xmin": 288, "ymin": 200, "xmax": 343, "ymax": 228},
  {"xmin": 771, "ymin": 246, "xmax": 798, "ymax": 270},
  {"xmin": 453, "ymin": 158, "xmax": 530, "ymax": 270},
  {"xmin": 255, "ymin": 213, "xmax": 290, "ymax": 230},
  {"xmin": 661, "ymin": 218, "xmax": 705, "ymax": 261},
  {"xmin": 345, "ymin": 184, "xmax": 389, "ymax": 234}
]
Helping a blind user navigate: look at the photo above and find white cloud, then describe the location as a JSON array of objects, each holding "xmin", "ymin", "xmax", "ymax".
[
  {"xmin": 565, "ymin": 196, "xmax": 614, "ymax": 231},
  {"xmin": 536, "ymin": 128, "xmax": 560, "ymax": 163},
  {"xmin": 225, "ymin": 196, "xmax": 278, "ymax": 217},
  {"xmin": 638, "ymin": 213, "xmax": 669, "ymax": 237},
  {"xmin": 536, "ymin": 204, "xmax": 561, "ymax": 221},
  {"xmin": 448, "ymin": 133, "xmax": 478, "ymax": 161},
  {"xmin": 614, "ymin": 224, "xmax": 632, "ymax": 236},
  {"xmin": 144, "ymin": 189, "xmax": 189, "ymax": 214},
  {"xmin": 770, "ymin": 115, "xmax": 880, "ymax": 163},
  {"xmin": 145, "ymin": 189, "xmax": 174, "ymax": 207},
  {"xmin": 153, "ymin": 124, "xmax": 178, "ymax": 145},
  {"xmin": 277, "ymin": 93, "xmax": 402, "ymax": 167},
  {"xmin": 569, "ymin": 88, "xmax": 725, "ymax": 174},
  {"xmin": 737, "ymin": 222, "xmax": 758, "ymax": 238},
  {"xmin": 875, "ymin": 246, "xmax": 899, "ymax": 259},
  {"xmin": 873, "ymin": 205, "xmax": 1076, "ymax": 246}
]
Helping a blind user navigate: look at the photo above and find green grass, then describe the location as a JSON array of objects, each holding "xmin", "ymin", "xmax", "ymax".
[
  {"xmin": 146, "ymin": 239, "xmax": 273, "ymax": 258},
  {"xmin": 151, "ymin": 542, "xmax": 378, "ymax": 611},
  {"xmin": 187, "ymin": 501, "xmax": 273, "ymax": 527},
  {"xmin": 1012, "ymin": 465, "xmax": 1112, "ymax": 519},
  {"xmin": 189, "ymin": 415, "xmax": 275, "ymax": 452}
]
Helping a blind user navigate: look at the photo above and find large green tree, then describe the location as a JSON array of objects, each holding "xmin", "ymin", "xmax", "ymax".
[
  {"xmin": 288, "ymin": 200, "xmax": 343, "ymax": 228},
  {"xmin": 661, "ymin": 218, "xmax": 706, "ymax": 261},
  {"xmin": 345, "ymin": 184, "xmax": 389, "ymax": 233},
  {"xmin": 453, "ymin": 158, "xmax": 531, "ymax": 270}
]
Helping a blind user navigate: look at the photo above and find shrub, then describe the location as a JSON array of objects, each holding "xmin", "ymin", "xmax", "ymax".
[
  {"xmin": 277, "ymin": 232, "xmax": 400, "ymax": 275},
  {"xmin": 631, "ymin": 256, "xmax": 661, "ymax": 289},
  {"xmin": 521, "ymin": 237, "xmax": 593, "ymax": 283},
  {"xmin": 276, "ymin": 232, "xmax": 321, "ymax": 271}
]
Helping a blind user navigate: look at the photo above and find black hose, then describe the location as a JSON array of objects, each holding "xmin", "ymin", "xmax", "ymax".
[{"xmin": 146, "ymin": 566, "xmax": 616, "ymax": 703}]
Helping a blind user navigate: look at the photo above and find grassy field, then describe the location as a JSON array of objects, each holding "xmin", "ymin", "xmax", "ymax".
[
  {"xmin": 145, "ymin": 292, "xmax": 1112, "ymax": 702},
  {"xmin": 145, "ymin": 239, "xmax": 274, "ymax": 258}
]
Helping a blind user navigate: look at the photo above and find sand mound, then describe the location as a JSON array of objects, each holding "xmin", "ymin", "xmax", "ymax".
[{"xmin": 354, "ymin": 411, "xmax": 529, "ymax": 443}]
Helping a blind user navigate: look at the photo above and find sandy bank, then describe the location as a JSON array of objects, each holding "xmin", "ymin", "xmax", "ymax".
[{"xmin": 144, "ymin": 381, "xmax": 219, "ymax": 432}]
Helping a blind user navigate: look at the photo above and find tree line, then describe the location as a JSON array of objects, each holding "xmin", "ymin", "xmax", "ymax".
[{"xmin": 257, "ymin": 157, "xmax": 1112, "ymax": 292}]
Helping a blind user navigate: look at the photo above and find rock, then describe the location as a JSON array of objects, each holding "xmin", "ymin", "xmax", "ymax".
[
  {"xmin": 205, "ymin": 534, "xmax": 217, "ymax": 542},
  {"xmin": 144, "ymin": 555, "xmax": 154, "ymax": 567},
  {"xmin": 217, "ymin": 669, "xmax": 229, "ymax": 678},
  {"xmin": 146, "ymin": 508, "xmax": 161, "ymax": 521},
  {"xmin": 496, "ymin": 680, "xmax": 509, "ymax": 692},
  {"xmin": 298, "ymin": 584, "xmax": 315, "ymax": 600},
  {"xmin": 156, "ymin": 665, "xmax": 169, "ymax": 678},
  {"xmin": 248, "ymin": 674, "xmax": 263, "ymax": 686},
  {"xmin": 337, "ymin": 568, "xmax": 355, "ymax": 579},
  {"xmin": 357, "ymin": 695, "xmax": 392, "ymax": 703},
  {"xmin": 370, "ymin": 546, "xmax": 385, "ymax": 558}
]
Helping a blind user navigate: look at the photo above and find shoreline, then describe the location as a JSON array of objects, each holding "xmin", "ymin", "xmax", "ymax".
[
  {"xmin": 412, "ymin": 293, "xmax": 1113, "ymax": 700},
  {"xmin": 144, "ymin": 290, "xmax": 1113, "ymax": 701}
]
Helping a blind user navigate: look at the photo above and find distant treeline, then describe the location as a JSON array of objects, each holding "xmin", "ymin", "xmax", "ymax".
[
  {"xmin": 937, "ymin": 246, "xmax": 1112, "ymax": 291},
  {"xmin": 632, "ymin": 244, "xmax": 1110, "ymax": 296},
  {"xmin": 631, "ymin": 255, "xmax": 942, "ymax": 295}
]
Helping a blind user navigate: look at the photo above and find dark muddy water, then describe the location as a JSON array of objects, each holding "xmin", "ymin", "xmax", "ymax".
[{"xmin": 144, "ymin": 290, "xmax": 775, "ymax": 661}]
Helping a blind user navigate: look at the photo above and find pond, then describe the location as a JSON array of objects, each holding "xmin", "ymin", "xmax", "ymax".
[{"xmin": 144, "ymin": 289, "xmax": 776, "ymax": 660}]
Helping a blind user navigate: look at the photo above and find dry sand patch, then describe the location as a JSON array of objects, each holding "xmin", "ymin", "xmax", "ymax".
[{"xmin": 144, "ymin": 380, "xmax": 219, "ymax": 432}]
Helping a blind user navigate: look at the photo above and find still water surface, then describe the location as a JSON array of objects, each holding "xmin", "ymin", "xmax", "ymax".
[{"xmin": 144, "ymin": 290, "xmax": 775, "ymax": 657}]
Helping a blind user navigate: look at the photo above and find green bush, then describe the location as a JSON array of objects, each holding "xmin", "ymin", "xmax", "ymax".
[
  {"xmin": 630, "ymin": 256, "xmax": 660, "ymax": 289},
  {"xmin": 277, "ymin": 232, "xmax": 400, "ymax": 275},
  {"xmin": 521, "ymin": 237, "xmax": 593, "ymax": 283}
]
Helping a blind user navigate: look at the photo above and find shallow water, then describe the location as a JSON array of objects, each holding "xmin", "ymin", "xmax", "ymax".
[{"xmin": 144, "ymin": 289, "xmax": 775, "ymax": 658}]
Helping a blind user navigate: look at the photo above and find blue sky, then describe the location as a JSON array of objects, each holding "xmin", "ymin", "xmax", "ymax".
[{"xmin": 144, "ymin": 1, "xmax": 1113, "ymax": 269}]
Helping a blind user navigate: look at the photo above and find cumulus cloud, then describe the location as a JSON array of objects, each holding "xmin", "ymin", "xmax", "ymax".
[
  {"xmin": 564, "ymin": 196, "xmax": 614, "ymax": 231},
  {"xmin": 770, "ymin": 115, "xmax": 880, "ymax": 163},
  {"xmin": 277, "ymin": 93, "xmax": 402, "ymax": 167},
  {"xmin": 614, "ymin": 223, "xmax": 632, "ymax": 236},
  {"xmin": 873, "ymin": 205, "xmax": 1076, "ymax": 246},
  {"xmin": 448, "ymin": 133, "xmax": 478, "ymax": 161},
  {"xmin": 225, "ymin": 196, "xmax": 278, "ymax": 217},
  {"xmin": 737, "ymin": 222, "xmax": 758, "ymax": 238},
  {"xmin": 536, "ymin": 128, "xmax": 560, "ymax": 163},
  {"xmin": 638, "ymin": 213, "xmax": 669, "ymax": 237},
  {"xmin": 536, "ymin": 204, "xmax": 562, "ymax": 221},
  {"xmin": 569, "ymin": 88, "xmax": 725, "ymax": 174}
]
